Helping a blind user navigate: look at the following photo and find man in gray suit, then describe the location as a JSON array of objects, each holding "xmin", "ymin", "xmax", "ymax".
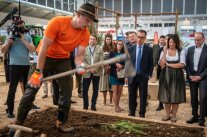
[
  {"xmin": 186, "ymin": 32, "xmax": 207, "ymax": 127},
  {"xmin": 82, "ymin": 34, "xmax": 104, "ymax": 111}
]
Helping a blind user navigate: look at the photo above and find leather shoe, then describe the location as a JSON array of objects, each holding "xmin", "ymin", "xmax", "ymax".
[
  {"xmin": 83, "ymin": 107, "xmax": 88, "ymax": 110},
  {"xmin": 7, "ymin": 112, "xmax": 15, "ymax": 118},
  {"xmin": 91, "ymin": 107, "xmax": 97, "ymax": 111},
  {"xmin": 128, "ymin": 113, "xmax": 135, "ymax": 116},
  {"xmin": 198, "ymin": 122, "xmax": 205, "ymax": 127},
  {"xmin": 56, "ymin": 120, "xmax": 75, "ymax": 132},
  {"xmin": 156, "ymin": 105, "xmax": 164, "ymax": 111},
  {"xmin": 186, "ymin": 117, "xmax": 198, "ymax": 124},
  {"xmin": 140, "ymin": 114, "xmax": 145, "ymax": 118},
  {"xmin": 32, "ymin": 104, "xmax": 40, "ymax": 109}
]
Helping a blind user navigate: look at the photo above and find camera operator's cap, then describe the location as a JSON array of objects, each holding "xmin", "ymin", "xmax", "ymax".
[{"xmin": 75, "ymin": 3, "xmax": 98, "ymax": 22}]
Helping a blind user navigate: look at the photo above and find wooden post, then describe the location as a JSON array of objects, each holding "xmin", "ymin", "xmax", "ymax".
[
  {"xmin": 14, "ymin": 130, "xmax": 21, "ymax": 137},
  {"xmin": 175, "ymin": 9, "xmax": 179, "ymax": 33},
  {"xmin": 115, "ymin": 13, "xmax": 120, "ymax": 38},
  {"xmin": 95, "ymin": 1, "xmax": 99, "ymax": 35},
  {"xmin": 134, "ymin": 14, "xmax": 137, "ymax": 29}
]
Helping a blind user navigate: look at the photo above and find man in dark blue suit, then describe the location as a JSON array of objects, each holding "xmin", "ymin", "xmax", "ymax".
[
  {"xmin": 127, "ymin": 29, "xmax": 153, "ymax": 118},
  {"xmin": 186, "ymin": 32, "xmax": 207, "ymax": 127}
]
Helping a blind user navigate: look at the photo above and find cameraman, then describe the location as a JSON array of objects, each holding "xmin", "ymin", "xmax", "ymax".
[{"xmin": 1, "ymin": 20, "xmax": 35, "ymax": 118}]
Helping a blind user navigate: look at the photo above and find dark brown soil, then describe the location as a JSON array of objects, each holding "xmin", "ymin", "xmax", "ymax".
[{"xmin": 0, "ymin": 107, "xmax": 205, "ymax": 137}]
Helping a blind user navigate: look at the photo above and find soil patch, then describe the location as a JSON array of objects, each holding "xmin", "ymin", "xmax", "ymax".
[{"xmin": 0, "ymin": 107, "xmax": 204, "ymax": 137}]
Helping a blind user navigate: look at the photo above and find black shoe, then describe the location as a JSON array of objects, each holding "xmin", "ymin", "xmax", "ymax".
[
  {"xmin": 198, "ymin": 119, "xmax": 205, "ymax": 127},
  {"xmin": 83, "ymin": 107, "xmax": 88, "ymax": 110},
  {"xmin": 198, "ymin": 122, "xmax": 205, "ymax": 127},
  {"xmin": 140, "ymin": 114, "xmax": 145, "ymax": 118},
  {"xmin": 128, "ymin": 113, "xmax": 135, "ymax": 116},
  {"xmin": 7, "ymin": 112, "xmax": 15, "ymax": 118},
  {"xmin": 6, "ymin": 109, "xmax": 8, "ymax": 114},
  {"xmin": 186, "ymin": 116, "xmax": 198, "ymax": 124},
  {"xmin": 156, "ymin": 105, "xmax": 164, "ymax": 111},
  {"xmin": 91, "ymin": 107, "xmax": 97, "ymax": 111},
  {"xmin": 32, "ymin": 104, "xmax": 40, "ymax": 109}
]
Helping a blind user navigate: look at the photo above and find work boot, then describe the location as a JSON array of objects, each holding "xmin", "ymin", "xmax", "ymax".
[{"xmin": 56, "ymin": 120, "xmax": 74, "ymax": 133}]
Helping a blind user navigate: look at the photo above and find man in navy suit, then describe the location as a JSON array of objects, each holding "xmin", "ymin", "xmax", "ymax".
[
  {"xmin": 186, "ymin": 32, "xmax": 207, "ymax": 126},
  {"xmin": 127, "ymin": 29, "xmax": 153, "ymax": 117}
]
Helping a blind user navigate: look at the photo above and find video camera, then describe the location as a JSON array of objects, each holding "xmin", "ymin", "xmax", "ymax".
[
  {"xmin": 9, "ymin": 16, "xmax": 28, "ymax": 38},
  {"xmin": 0, "ymin": 7, "xmax": 28, "ymax": 39}
]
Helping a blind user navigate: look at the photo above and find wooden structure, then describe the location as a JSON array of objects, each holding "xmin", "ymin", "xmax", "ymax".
[{"xmin": 94, "ymin": 3, "xmax": 181, "ymax": 37}]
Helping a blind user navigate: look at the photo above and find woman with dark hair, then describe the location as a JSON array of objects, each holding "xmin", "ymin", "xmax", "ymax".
[
  {"xmin": 109, "ymin": 40, "xmax": 125, "ymax": 112},
  {"xmin": 158, "ymin": 34, "xmax": 186, "ymax": 122},
  {"xmin": 99, "ymin": 33, "xmax": 114, "ymax": 106}
]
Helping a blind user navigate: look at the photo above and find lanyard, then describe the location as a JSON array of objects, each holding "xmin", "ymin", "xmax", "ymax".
[{"xmin": 89, "ymin": 46, "xmax": 95, "ymax": 57}]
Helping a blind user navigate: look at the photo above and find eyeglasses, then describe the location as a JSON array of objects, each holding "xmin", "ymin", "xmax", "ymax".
[{"xmin": 137, "ymin": 36, "xmax": 145, "ymax": 39}]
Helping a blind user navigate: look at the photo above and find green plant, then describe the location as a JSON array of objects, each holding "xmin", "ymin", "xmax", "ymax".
[
  {"xmin": 176, "ymin": 31, "xmax": 191, "ymax": 48},
  {"xmin": 101, "ymin": 120, "xmax": 149, "ymax": 135},
  {"xmin": 88, "ymin": 24, "xmax": 103, "ymax": 46},
  {"xmin": 0, "ymin": 35, "xmax": 6, "ymax": 43}
]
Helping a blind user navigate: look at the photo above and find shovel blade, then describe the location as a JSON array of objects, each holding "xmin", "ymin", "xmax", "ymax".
[{"xmin": 125, "ymin": 60, "xmax": 136, "ymax": 77}]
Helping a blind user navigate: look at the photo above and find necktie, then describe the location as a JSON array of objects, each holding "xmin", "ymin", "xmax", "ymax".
[{"xmin": 136, "ymin": 46, "xmax": 142, "ymax": 74}]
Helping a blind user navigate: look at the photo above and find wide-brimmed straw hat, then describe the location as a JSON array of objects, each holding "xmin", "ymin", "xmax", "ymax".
[{"xmin": 75, "ymin": 3, "xmax": 98, "ymax": 22}]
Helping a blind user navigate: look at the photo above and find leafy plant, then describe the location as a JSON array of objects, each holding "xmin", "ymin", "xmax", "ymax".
[
  {"xmin": 0, "ymin": 35, "xmax": 6, "ymax": 43},
  {"xmin": 88, "ymin": 24, "xmax": 103, "ymax": 46},
  {"xmin": 176, "ymin": 31, "xmax": 191, "ymax": 48},
  {"xmin": 101, "ymin": 120, "xmax": 149, "ymax": 136}
]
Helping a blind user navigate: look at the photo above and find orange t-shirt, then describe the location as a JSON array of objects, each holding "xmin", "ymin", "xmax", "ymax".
[{"xmin": 43, "ymin": 16, "xmax": 90, "ymax": 58}]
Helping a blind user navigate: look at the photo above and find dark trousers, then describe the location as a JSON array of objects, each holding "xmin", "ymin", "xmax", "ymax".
[
  {"xmin": 82, "ymin": 74, "xmax": 100, "ymax": 108},
  {"xmin": 128, "ymin": 74, "xmax": 148, "ymax": 116},
  {"xmin": 75, "ymin": 73, "xmax": 82, "ymax": 94},
  {"xmin": 6, "ymin": 65, "xmax": 30, "ymax": 113},
  {"xmin": 189, "ymin": 80, "xmax": 207, "ymax": 121},
  {"xmin": 17, "ymin": 58, "xmax": 73, "ymax": 124},
  {"xmin": 52, "ymin": 79, "xmax": 60, "ymax": 106}
]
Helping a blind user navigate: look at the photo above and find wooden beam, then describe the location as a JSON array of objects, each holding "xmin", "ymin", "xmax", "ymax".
[
  {"xmin": 175, "ymin": 9, "xmax": 179, "ymax": 33},
  {"xmin": 123, "ymin": 12, "xmax": 181, "ymax": 16},
  {"xmin": 96, "ymin": 5, "xmax": 121, "ymax": 15},
  {"xmin": 134, "ymin": 14, "xmax": 137, "ymax": 29},
  {"xmin": 115, "ymin": 13, "xmax": 120, "ymax": 37}
]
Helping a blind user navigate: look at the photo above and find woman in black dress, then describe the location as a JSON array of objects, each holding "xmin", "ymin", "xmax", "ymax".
[{"xmin": 158, "ymin": 34, "xmax": 186, "ymax": 122}]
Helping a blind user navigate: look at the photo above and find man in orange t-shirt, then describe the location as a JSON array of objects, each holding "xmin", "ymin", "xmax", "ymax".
[{"xmin": 11, "ymin": 3, "xmax": 98, "ymax": 133}]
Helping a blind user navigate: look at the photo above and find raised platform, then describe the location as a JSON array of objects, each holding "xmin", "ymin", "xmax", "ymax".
[{"xmin": 148, "ymin": 81, "xmax": 159, "ymax": 101}]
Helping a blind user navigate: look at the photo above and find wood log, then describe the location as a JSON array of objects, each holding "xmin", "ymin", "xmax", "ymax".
[
  {"xmin": 40, "ymin": 133, "xmax": 47, "ymax": 137},
  {"xmin": 7, "ymin": 124, "xmax": 39, "ymax": 133},
  {"xmin": 14, "ymin": 130, "xmax": 21, "ymax": 137}
]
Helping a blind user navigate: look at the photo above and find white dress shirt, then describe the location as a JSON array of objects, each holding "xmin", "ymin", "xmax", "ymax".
[{"xmin": 193, "ymin": 43, "xmax": 204, "ymax": 71}]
